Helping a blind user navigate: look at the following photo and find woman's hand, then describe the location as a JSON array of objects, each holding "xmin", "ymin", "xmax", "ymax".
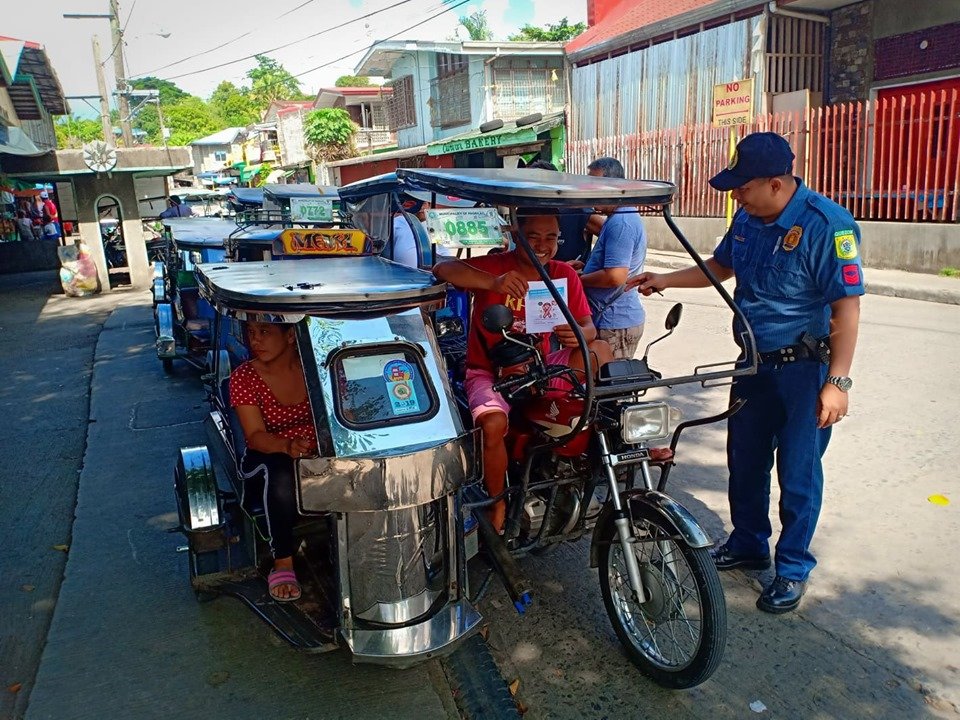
[{"xmin": 287, "ymin": 437, "xmax": 316, "ymax": 458}]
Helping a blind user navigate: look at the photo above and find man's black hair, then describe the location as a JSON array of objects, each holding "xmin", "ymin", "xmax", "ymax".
[
  {"xmin": 524, "ymin": 159, "xmax": 558, "ymax": 171},
  {"xmin": 587, "ymin": 156, "xmax": 625, "ymax": 179},
  {"xmin": 169, "ymin": 195, "xmax": 182, "ymax": 205}
]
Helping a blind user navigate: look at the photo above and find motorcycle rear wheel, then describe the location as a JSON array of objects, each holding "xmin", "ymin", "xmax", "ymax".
[{"xmin": 598, "ymin": 502, "xmax": 726, "ymax": 689}]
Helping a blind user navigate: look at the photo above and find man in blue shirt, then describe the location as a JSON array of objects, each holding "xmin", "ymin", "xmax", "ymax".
[
  {"xmin": 629, "ymin": 132, "xmax": 864, "ymax": 614},
  {"xmin": 579, "ymin": 157, "xmax": 647, "ymax": 359}
]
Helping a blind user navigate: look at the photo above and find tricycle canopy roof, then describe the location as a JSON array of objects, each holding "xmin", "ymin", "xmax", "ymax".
[
  {"xmin": 227, "ymin": 224, "xmax": 284, "ymax": 245},
  {"xmin": 338, "ymin": 172, "xmax": 477, "ymax": 208},
  {"xmin": 195, "ymin": 256, "xmax": 447, "ymax": 314},
  {"xmin": 163, "ymin": 217, "xmax": 235, "ymax": 248},
  {"xmin": 394, "ymin": 168, "xmax": 676, "ymax": 208},
  {"xmin": 227, "ymin": 187, "xmax": 263, "ymax": 206},
  {"xmin": 263, "ymin": 183, "xmax": 339, "ymax": 201}
]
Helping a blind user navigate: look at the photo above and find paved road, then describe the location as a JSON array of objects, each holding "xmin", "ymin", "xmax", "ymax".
[
  {"xmin": 477, "ymin": 284, "xmax": 960, "ymax": 719},
  {"xmin": 0, "ymin": 272, "xmax": 126, "ymax": 720}
]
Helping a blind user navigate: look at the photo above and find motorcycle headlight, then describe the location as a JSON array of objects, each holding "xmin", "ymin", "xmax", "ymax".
[{"xmin": 620, "ymin": 402, "xmax": 682, "ymax": 444}]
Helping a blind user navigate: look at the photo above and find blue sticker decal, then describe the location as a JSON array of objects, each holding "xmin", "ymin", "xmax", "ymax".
[{"xmin": 384, "ymin": 359, "xmax": 420, "ymax": 415}]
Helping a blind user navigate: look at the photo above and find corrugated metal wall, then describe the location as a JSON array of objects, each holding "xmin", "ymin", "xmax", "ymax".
[{"xmin": 571, "ymin": 16, "xmax": 765, "ymax": 140}]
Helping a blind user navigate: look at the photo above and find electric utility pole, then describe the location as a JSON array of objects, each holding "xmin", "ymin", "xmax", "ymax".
[
  {"xmin": 109, "ymin": 0, "xmax": 134, "ymax": 147},
  {"xmin": 65, "ymin": 2, "xmax": 134, "ymax": 147},
  {"xmin": 91, "ymin": 36, "xmax": 115, "ymax": 146}
]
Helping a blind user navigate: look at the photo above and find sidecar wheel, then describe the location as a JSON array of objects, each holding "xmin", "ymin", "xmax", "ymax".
[{"xmin": 598, "ymin": 504, "xmax": 726, "ymax": 689}]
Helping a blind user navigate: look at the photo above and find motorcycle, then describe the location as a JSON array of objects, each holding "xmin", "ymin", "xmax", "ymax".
[
  {"xmin": 378, "ymin": 167, "xmax": 759, "ymax": 688},
  {"xmin": 476, "ymin": 300, "xmax": 742, "ymax": 687}
]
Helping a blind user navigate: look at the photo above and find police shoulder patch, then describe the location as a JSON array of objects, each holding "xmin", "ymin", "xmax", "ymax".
[
  {"xmin": 782, "ymin": 225, "xmax": 802, "ymax": 252},
  {"xmin": 834, "ymin": 230, "xmax": 858, "ymax": 260}
]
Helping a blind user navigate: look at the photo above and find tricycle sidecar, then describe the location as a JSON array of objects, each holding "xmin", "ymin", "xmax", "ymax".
[
  {"xmin": 173, "ymin": 256, "xmax": 482, "ymax": 667},
  {"xmin": 154, "ymin": 217, "xmax": 235, "ymax": 372}
]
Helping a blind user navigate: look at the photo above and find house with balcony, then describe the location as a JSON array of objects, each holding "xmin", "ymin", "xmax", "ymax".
[
  {"xmin": 325, "ymin": 39, "xmax": 567, "ymax": 184},
  {"xmin": 314, "ymin": 86, "xmax": 395, "ymax": 154}
]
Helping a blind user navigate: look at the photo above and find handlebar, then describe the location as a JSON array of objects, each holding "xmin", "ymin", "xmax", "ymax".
[{"xmin": 493, "ymin": 364, "xmax": 580, "ymax": 400}]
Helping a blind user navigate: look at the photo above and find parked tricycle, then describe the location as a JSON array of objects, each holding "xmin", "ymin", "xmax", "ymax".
[
  {"xmin": 174, "ymin": 249, "xmax": 483, "ymax": 666},
  {"xmin": 154, "ymin": 217, "xmax": 235, "ymax": 372}
]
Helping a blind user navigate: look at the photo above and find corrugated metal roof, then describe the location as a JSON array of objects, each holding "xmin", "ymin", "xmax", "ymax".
[
  {"xmin": 566, "ymin": 0, "xmax": 718, "ymax": 55},
  {"xmin": 190, "ymin": 127, "xmax": 246, "ymax": 146},
  {"xmin": 0, "ymin": 38, "xmax": 67, "ymax": 117}
]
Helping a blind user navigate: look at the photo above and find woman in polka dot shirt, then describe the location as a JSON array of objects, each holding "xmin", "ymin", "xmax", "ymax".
[{"xmin": 230, "ymin": 320, "xmax": 317, "ymax": 602}]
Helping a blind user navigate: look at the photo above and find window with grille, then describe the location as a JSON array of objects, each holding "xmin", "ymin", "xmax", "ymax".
[
  {"xmin": 430, "ymin": 54, "xmax": 471, "ymax": 129},
  {"xmin": 387, "ymin": 75, "xmax": 416, "ymax": 130}
]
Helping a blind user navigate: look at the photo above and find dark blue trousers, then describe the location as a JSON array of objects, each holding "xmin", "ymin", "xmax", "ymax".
[{"xmin": 726, "ymin": 359, "xmax": 831, "ymax": 581}]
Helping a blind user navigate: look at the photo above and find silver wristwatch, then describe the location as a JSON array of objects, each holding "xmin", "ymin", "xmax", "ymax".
[{"xmin": 825, "ymin": 375, "xmax": 853, "ymax": 392}]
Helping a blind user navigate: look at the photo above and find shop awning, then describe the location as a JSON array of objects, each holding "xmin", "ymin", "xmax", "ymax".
[
  {"xmin": 238, "ymin": 164, "xmax": 262, "ymax": 182},
  {"xmin": 426, "ymin": 112, "xmax": 564, "ymax": 157},
  {"xmin": 0, "ymin": 125, "xmax": 44, "ymax": 156}
]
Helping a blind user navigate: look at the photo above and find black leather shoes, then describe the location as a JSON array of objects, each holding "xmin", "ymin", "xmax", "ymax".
[
  {"xmin": 709, "ymin": 542, "xmax": 771, "ymax": 571},
  {"xmin": 757, "ymin": 575, "xmax": 806, "ymax": 614}
]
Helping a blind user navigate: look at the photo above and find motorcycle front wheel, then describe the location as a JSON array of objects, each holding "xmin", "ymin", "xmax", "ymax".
[{"xmin": 598, "ymin": 502, "xmax": 726, "ymax": 689}]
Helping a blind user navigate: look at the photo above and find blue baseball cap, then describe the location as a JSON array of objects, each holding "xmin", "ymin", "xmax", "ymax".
[{"xmin": 709, "ymin": 132, "xmax": 795, "ymax": 191}]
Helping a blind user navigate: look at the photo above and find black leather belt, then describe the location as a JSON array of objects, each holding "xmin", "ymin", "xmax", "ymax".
[{"xmin": 758, "ymin": 343, "xmax": 818, "ymax": 365}]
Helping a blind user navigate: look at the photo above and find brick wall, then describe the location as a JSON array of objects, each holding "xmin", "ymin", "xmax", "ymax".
[
  {"xmin": 874, "ymin": 21, "xmax": 960, "ymax": 81},
  {"xmin": 828, "ymin": 0, "xmax": 875, "ymax": 103}
]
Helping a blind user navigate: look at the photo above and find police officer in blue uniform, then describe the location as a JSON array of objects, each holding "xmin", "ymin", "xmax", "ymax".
[{"xmin": 629, "ymin": 132, "xmax": 864, "ymax": 613}]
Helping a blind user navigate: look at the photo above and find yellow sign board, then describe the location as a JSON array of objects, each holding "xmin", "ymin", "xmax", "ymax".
[
  {"xmin": 712, "ymin": 79, "xmax": 754, "ymax": 128},
  {"xmin": 278, "ymin": 228, "xmax": 371, "ymax": 256}
]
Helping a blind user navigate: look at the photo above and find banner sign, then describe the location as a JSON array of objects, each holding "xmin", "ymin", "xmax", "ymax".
[
  {"xmin": 278, "ymin": 228, "xmax": 370, "ymax": 256},
  {"xmin": 289, "ymin": 197, "xmax": 334, "ymax": 223},
  {"xmin": 424, "ymin": 207, "xmax": 504, "ymax": 248},
  {"xmin": 712, "ymin": 79, "xmax": 755, "ymax": 128}
]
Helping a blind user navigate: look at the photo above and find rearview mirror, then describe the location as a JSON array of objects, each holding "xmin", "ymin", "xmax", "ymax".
[
  {"xmin": 482, "ymin": 304, "xmax": 514, "ymax": 333},
  {"xmin": 664, "ymin": 303, "xmax": 683, "ymax": 331}
]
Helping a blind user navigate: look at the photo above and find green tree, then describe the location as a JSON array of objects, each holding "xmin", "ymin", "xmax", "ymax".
[
  {"xmin": 303, "ymin": 108, "xmax": 357, "ymax": 163},
  {"xmin": 334, "ymin": 75, "xmax": 372, "ymax": 87},
  {"xmin": 129, "ymin": 76, "xmax": 189, "ymax": 106},
  {"xmin": 209, "ymin": 81, "xmax": 259, "ymax": 127},
  {"xmin": 509, "ymin": 17, "xmax": 586, "ymax": 42},
  {"xmin": 247, "ymin": 55, "xmax": 307, "ymax": 111},
  {"xmin": 162, "ymin": 97, "xmax": 221, "ymax": 145},
  {"xmin": 457, "ymin": 10, "xmax": 493, "ymax": 40},
  {"xmin": 55, "ymin": 116, "xmax": 103, "ymax": 149}
]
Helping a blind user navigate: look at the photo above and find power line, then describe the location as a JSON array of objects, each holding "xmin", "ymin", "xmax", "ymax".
[
  {"xmin": 292, "ymin": 0, "xmax": 471, "ymax": 78},
  {"xmin": 140, "ymin": 0, "xmax": 419, "ymax": 82},
  {"xmin": 131, "ymin": 0, "xmax": 319, "ymax": 77}
]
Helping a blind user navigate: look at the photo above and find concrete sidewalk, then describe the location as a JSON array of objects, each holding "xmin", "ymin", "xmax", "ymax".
[
  {"xmin": 24, "ymin": 301, "xmax": 458, "ymax": 720},
  {"xmin": 646, "ymin": 248, "xmax": 960, "ymax": 305}
]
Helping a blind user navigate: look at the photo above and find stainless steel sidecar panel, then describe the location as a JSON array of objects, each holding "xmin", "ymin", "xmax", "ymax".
[
  {"xmin": 342, "ymin": 598, "xmax": 482, "ymax": 668},
  {"xmin": 298, "ymin": 431, "xmax": 477, "ymax": 513}
]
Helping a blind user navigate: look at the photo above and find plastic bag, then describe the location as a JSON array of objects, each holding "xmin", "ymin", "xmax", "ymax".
[{"xmin": 58, "ymin": 242, "xmax": 100, "ymax": 296}]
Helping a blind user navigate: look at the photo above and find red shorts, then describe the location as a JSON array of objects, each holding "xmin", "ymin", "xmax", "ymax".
[{"xmin": 465, "ymin": 348, "xmax": 573, "ymax": 423}]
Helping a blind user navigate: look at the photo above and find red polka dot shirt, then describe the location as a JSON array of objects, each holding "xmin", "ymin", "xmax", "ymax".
[{"xmin": 229, "ymin": 361, "xmax": 315, "ymax": 440}]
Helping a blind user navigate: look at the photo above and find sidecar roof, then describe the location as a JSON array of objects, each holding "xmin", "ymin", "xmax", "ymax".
[
  {"xmin": 196, "ymin": 256, "xmax": 446, "ymax": 314},
  {"xmin": 263, "ymin": 183, "xmax": 339, "ymax": 200},
  {"xmin": 163, "ymin": 217, "xmax": 235, "ymax": 249},
  {"xmin": 394, "ymin": 168, "xmax": 676, "ymax": 208}
]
